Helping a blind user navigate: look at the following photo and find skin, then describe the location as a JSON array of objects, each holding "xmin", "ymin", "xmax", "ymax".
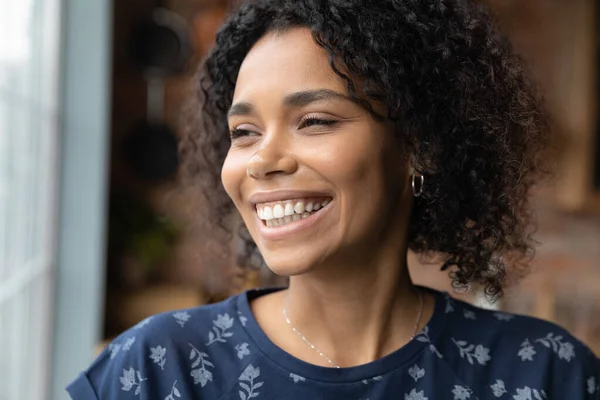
[{"xmin": 221, "ymin": 28, "xmax": 435, "ymax": 368}]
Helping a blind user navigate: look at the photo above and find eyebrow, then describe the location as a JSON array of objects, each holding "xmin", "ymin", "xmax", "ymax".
[
  {"xmin": 227, "ymin": 102, "xmax": 254, "ymax": 118},
  {"xmin": 283, "ymin": 89, "xmax": 351, "ymax": 108},
  {"xmin": 227, "ymin": 89, "xmax": 352, "ymax": 118}
]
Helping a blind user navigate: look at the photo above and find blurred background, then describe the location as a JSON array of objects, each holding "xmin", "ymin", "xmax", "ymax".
[{"xmin": 1, "ymin": 0, "xmax": 599, "ymax": 398}]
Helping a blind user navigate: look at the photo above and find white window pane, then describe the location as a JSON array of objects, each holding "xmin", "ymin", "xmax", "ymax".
[{"xmin": 0, "ymin": 0, "xmax": 61, "ymax": 398}]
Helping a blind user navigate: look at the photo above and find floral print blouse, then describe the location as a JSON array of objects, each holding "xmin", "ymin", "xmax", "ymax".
[{"xmin": 67, "ymin": 287, "xmax": 600, "ymax": 399}]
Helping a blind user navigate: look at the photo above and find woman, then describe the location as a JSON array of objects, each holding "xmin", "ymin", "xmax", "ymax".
[{"xmin": 68, "ymin": 0, "xmax": 600, "ymax": 399}]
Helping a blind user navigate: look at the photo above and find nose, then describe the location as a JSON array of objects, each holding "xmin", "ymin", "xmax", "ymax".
[{"xmin": 246, "ymin": 133, "xmax": 298, "ymax": 179}]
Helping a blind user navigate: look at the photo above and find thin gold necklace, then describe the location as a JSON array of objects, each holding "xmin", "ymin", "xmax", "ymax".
[{"xmin": 282, "ymin": 289, "xmax": 424, "ymax": 369}]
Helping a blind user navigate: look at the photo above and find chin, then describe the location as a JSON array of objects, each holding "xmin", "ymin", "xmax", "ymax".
[{"xmin": 259, "ymin": 250, "xmax": 321, "ymax": 277}]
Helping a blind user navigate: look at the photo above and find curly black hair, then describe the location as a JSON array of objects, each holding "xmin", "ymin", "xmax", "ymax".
[{"xmin": 180, "ymin": 0, "xmax": 550, "ymax": 299}]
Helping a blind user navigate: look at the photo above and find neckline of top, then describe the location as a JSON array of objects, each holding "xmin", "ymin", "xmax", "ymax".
[{"xmin": 235, "ymin": 285, "xmax": 448, "ymax": 384}]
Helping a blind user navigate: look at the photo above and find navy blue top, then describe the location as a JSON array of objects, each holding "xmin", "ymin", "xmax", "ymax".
[{"xmin": 67, "ymin": 288, "xmax": 600, "ymax": 399}]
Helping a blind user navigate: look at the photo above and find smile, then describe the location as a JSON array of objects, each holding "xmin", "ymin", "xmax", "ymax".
[{"xmin": 256, "ymin": 197, "xmax": 332, "ymax": 227}]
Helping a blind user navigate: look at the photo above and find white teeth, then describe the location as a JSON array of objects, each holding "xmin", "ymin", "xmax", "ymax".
[
  {"xmin": 273, "ymin": 204, "xmax": 285, "ymax": 218},
  {"xmin": 263, "ymin": 209, "xmax": 322, "ymax": 227},
  {"xmin": 294, "ymin": 202, "xmax": 305, "ymax": 214},
  {"xmin": 257, "ymin": 197, "xmax": 332, "ymax": 224},
  {"xmin": 266, "ymin": 217, "xmax": 289, "ymax": 227},
  {"xmin": 263, "ymin": 206, "xmax": 273, "ymax": 220},
  {"xmin": 284, "ymin": 203, "xmax": 295, "ymax": 216}
]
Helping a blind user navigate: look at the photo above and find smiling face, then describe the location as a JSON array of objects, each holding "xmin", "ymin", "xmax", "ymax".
[{"xmin": 221, "ymin": 28, "xmax": 411, "ymax": 276}]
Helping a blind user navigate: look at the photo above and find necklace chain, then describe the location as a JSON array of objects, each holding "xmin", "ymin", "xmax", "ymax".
[{"xmin": 282, "ymin": 290, "xmax": 424, "ymax": 369}]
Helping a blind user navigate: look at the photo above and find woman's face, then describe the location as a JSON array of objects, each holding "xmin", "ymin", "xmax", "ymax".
[{"xmin": 221, "ymin": 28, "xmax": 409, "ymax": 275}]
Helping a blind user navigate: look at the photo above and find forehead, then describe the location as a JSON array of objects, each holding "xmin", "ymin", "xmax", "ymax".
[{"xmin": 233, "ymin": 27, "xmax": 347, "ymax": 102}]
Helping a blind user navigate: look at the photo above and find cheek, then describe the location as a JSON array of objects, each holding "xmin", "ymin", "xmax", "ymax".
[
  {"xmin": 221, "ymin": 152, "xmax": 246, "ymax": 204},
  {"xmin": 322, "ymin": 134, "xmax": 392, "ymax": 235},
  {"xmin": 325, "ymin": 137, "xmax": 387, "ymax": 194}
]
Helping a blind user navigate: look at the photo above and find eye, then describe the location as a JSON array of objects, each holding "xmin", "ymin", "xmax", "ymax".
[
  {"xmin": 299, "ymin": 116, "xmax": 339, "ymax": 129},
  {"xmin": 229, "ymin": 128, "xmax": 259, "ymax": 140}
]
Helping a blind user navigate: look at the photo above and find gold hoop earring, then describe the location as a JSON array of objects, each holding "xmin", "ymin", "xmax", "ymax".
[{"xmin": 412, "ymin": 173, "xmax": 424, "ymax": 197}]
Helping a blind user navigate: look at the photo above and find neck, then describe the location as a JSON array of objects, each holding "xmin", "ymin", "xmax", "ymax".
[{"xmin": 283, "ymin": 248, "xmax": 423, "ymax": 367}]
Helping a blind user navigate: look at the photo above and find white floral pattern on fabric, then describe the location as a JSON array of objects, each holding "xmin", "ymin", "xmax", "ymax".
[
  {"xmin": 518, "ymin": 340, "xmax": 537, "ymax": 361},
  {"xmin": 490, "ymin": 380, "xmax": 508, "ymax": 397},
  {"xmin": 513, "ymin": 387, "xmax": 532, "ymax": 400},
  {"xmin": 587, "ymin": 377, "xmax": 599, "ymax": 394},
  {"xmin": 239, "ymin": 364, "xmax": 263, "ymax": 400},
  {"xmin": 207, "ymin": 313, "xmax": 235, "ymax": 346},
  {"xmin": 451, "ymin": 338, "xmax": 491, "ymax": 365},
  {"xmin": 164, "ymin": 380, "xmax": 182, "ymax": 400},
  {"xmin": 408, "ymin": 365, "xmax": 425, "ymax": 382},
  {"xmin": 519, "ymin": 334, "xmax": 576, "ymax": 362},
  {"xmin": 119, "ymin": 367, "xmax": 147, "ymax": 396},
  {"xmin": 290, "ymin": 373, "xmax": 306, "ymax": 383},
  {"xmin": 405, "ymin": 388, "xmax": 428, "ymax": 400},
  {"xmin": 512, "ymin": 386, "xmax": 547, "ymax": 400},
  {"xmin": 150, "ymin": 346, "xmax": 167, "ymax": 370},
  {"xmin": 235, "ymin": 343, "xmax": 251, "ymax": 359},
  {"xmin": 189, "ymin": 344, "xmax": 214, "ymax": 387},
  {"xmin": 108, "ymin": 343, "xmax": 122, "ymax": 360},
  {"xmin": 415, "ymin": 326, "xmax": 443, "ymax": 358},
  {"xmin": 173, "ymin": 311, "xmax": 191, "ymax": 328},
  {"xmin": 452, "ymin": 385, "xmax": 472, "ymax": 400},
  {"xmin": 123, "ymin": 337, "xmax": 136, "ymax": 351},
  {"xmin": 493, "ymin": 312, "xmax": 515, "ymax": 322},
  {"xmin": 134, "ymin": 317, "xmax": 153, "ymax": 329},
  {"xmin": 536, "ymin": 334, "xmax": 575, "ymax": 361},
  {"xmin": 463, "ymin": 309, "xmax": 476, "ymax": 320},
  {"xmin": 238, "ymin": 311, "xmax": 248, "ymax": 327}
]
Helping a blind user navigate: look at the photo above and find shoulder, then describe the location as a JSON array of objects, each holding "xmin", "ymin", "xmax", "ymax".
[
  {"xmin": 67, "ymin": 293, "xmax": 253, "ymax": 399},
  {"xmin": 441, "ymin": 293, "xmax": 594, "ymax": 361},
  {"xmin": 437, "ymin": 292, "xmax": 600, "ymax": 399},
  {"xmin": 104, "ymin": 293, "xmax": 243, "ymax": 362},
  {"xmin": 118, "ymin": 293, "xmax": 242, "ymax": 344}
]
